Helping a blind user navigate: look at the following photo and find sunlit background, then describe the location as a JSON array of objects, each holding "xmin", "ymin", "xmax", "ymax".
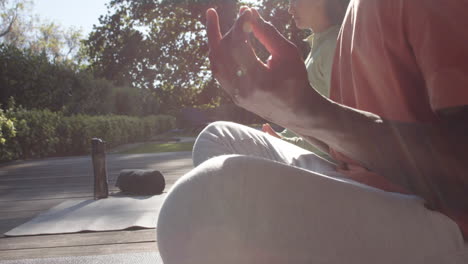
[
  {"xmin": 0, "ymin": 0, "xmax": 307, "ymax": 162},
  {"xmin": 34, "ymin": 0, "xmax": 108, "ymax": 36}
]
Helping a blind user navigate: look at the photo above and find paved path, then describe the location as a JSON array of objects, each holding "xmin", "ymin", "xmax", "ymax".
[
  {"xmin": 0, "ymin": 151, "xmax": 193, "ymax": 261},
  {"xmin": 108, "ymin": 137, "xmax": 197, "ymax": 153}
]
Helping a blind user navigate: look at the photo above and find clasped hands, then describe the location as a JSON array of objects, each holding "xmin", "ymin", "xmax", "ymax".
[{"xmin": 206, "ymin": 7, "xmax": 317, "ymax": 122}]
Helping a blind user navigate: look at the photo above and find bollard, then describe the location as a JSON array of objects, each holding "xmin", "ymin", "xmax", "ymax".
[{"xmin": 91, "ymin": 138, "xmax": 109, "ymax": 199}]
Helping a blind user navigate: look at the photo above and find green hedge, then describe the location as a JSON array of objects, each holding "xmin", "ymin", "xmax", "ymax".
[
  {"xmin": 0, "ymin": 109, "xmax": 17, "ymax": 161},
  {"xmin": 0, "ymin": 109, "xmax": 175, "ymax": 162}
]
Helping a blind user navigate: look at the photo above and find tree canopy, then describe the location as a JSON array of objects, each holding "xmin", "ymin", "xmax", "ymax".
[
  {"xmin": 0, "ymin": 0, "xmax": 83, "ymax": 65},
  {"xmin": 84, "ymin": 0, "xmax": 310, "ymax": 111},
  {"xmin": 1, "ymin": 0, "xmax": 311, "ymax": 117}
]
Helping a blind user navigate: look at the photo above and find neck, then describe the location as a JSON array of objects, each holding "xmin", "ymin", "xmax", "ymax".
[{"xmin": 310, "ymin": 19, "xmax": 333, "ymax": 33}]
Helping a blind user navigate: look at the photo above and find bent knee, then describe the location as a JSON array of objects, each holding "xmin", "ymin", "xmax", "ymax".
[
  {"xmin": 198, "ymin": 121, "xmax": 241, "ymax": 138},
  {"xmin": 192, "ymin": 121, "xmax": 248, "ymax": 166},
  {"xmin": 157, "ymin": 155, "xmax": 255, "ymax": 264},
  {"xmin": 157, "ymin": 155, "xmax": 341, "ymax": 264}
]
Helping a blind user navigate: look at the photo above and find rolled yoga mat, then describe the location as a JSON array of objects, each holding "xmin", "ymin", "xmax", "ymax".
[{"xmin": 116, "ymin": 169, "xmax": 165, "ymax": 195}]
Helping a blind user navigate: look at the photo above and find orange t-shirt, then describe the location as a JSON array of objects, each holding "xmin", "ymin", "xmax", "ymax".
[
  {"xmin": 331, "ymin": 0, "xmax": 468, "ymax": 123},
  {"xmin": 329, "ymin": 0, "xmax": 468, "ymax": 234}
]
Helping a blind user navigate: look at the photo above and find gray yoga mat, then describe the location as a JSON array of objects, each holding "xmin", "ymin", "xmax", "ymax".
[
  {"xmin": 5, "ymin": 195, "xmax": 166, "ymax": 236},
  {"xmin": 0, "ymin": 252, "xmax": 162, "ymax": 264}
]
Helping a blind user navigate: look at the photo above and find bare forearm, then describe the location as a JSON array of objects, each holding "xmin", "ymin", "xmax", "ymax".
[{"xmin": 286, "ymin": 89, "xmax": 468, "ymax": 209}]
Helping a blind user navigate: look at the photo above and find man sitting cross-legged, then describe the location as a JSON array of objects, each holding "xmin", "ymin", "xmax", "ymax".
[{"xmin": 157, "ymin": 1, "xmax": 468, "ymax": 263}]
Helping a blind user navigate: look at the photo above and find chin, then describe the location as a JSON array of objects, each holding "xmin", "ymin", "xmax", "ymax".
[
  {"xmin": 294, "ymin": 20, "xmax": 308, "ymax": 30},
  {"xmin": 296, "ymin": 24, "xmax": 308, "ymax": 30},
  {"xmin": 294, "ymin": 21, "xmax": 302, "ymax": 29}
]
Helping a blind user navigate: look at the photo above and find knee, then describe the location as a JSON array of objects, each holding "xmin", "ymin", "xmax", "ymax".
[
  {"xmin": 192, "ymin": 121, "xmax": 244, "ymax": 166},
  {"xmin": 157, "ymin": 155, "xmax": 362, "ymax": 264},
  {"xmin": 156, "ymin": 155, "xmax": 337, "ymax": 264},
  {"xmin": 157, "ymin": 155, "xmax": 255, "ymax": 264},
  {"xmin": 196, "ymin": 121, "xmax": 240, "ymax": 139}
]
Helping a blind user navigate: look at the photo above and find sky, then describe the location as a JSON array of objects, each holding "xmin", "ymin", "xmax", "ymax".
[
  {"xmin": 33, "ymin": 0, "xmax": 109, "ymax": 36},
  {"xmin": 32, "ymin": 0, "xmax": 260, "ymax": 37}
]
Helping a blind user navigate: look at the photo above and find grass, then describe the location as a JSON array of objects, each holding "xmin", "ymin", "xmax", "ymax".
[{"xmin": 118, "ymin": 141, "xmax": 195, "ymax": 154}]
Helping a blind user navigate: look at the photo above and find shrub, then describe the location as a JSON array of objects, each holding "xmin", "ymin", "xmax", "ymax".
[
  {"xmin": 0, "ymin": 109, "xmax": 176, "ymax": 162},
  {"xmin": 0, "ymin": 109, "xmax": 17, "ymax": 161},
  {"xmin": 10, "ymin": 108, "xmax": 62, "ymax": 159},
  {"xmin": 0, "ymin": 44, "xmax": 158, "ymax": 117}
]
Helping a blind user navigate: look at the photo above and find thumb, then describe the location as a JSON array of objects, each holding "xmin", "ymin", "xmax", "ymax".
[{"xmin": 206, "ymin": 8, "xmax": 222, "ymax": 50}]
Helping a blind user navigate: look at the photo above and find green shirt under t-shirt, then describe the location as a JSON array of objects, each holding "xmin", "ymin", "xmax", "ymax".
[{"xmin": 279, "ymin": 25, "xmax": 340, "ymax": 152}]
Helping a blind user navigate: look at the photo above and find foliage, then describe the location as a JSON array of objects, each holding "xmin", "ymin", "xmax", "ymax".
[
  {"xmin": 0, "ymin": 107, "xmax": 176, "ymax": 162},
  {"xmin": 0, "ymin": 0, "xmax": 31, "ymax": 39},
  {"xmin": 85, "ymin": 0, "xmax": 237, "ymax": 87},
  {"xmin": 0, "ymin": 44, "xmax": 73, "ymax": 112},
  {"xmin": 84, "ymin": 0, "xmax": 310, "ymax": 111},
  {"xmin": 0, "ymin": 0, "xmax": 313, "ymax": 162},
  {"xmin": 0, "ymin": 44, "xmax": 160, "ymax": 116},
  {"xmin": 2, "ymin": 0, "xmax": 310, "ymax": 117},
  {"xmin": 0, "ymin": 107, "xmax": 16, "ymax": 160},
  {"xmin": 8, "ymin": 107, "xmax": 62, "ymax": 159},
  {"xmin": 0, "ymin": 0, "xmax": 84, "ymax": 65},
  {"xmin": 84, "ymin": 0, "xmax": 233, "ymax": 112}
]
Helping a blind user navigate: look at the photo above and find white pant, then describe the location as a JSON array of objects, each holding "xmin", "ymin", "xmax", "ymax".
[{"xmin": 158, "ymin": 121, "xmax": 468, "ymax": 264}]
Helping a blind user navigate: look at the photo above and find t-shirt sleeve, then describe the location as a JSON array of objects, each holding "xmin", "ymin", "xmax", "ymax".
[{"xmin": 405, "ymin": 0, "xmax": 468, "ymax": 111}]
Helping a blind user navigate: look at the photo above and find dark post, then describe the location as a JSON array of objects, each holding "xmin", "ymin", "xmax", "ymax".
[{"xmin": 91, "ymin": 138, "xmax": 108, "ymax": 199}]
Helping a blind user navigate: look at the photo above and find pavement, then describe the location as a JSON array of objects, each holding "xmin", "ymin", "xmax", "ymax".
[
  {"xmin": 0, "ymin": 151, "xmax": 194, "ymax": 261},
  {"xmin": 0, "ymin": 151, "xmax": 194, "ymax": 202},
  {"xmin": 108, "ymin": 137, "xmax": 197, "ymax": 154}
]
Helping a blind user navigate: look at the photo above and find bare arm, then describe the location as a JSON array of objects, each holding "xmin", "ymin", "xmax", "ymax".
[
  {"xmin": 206, "ymin": 7, "xmax": 468, "ymax": 210},
  {"xmin": 291, "ymin": 89, "xmax": 468, "ymax": 210}
]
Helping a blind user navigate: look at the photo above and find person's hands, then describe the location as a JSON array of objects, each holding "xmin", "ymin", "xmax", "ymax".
[
  {"xmin": 262, "ymin": 123, "xmax": 281, "ymax": 138},
  {"xmin": 206, "ymin": 7, "xmax": 316, "ymax": 123}
]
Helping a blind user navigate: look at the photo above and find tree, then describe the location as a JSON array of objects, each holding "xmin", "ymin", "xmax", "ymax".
[
  {"xmin": 84, "ymin": 0, "xmax": 239, "ymax": 107},
  {"xmin": 1, "ymin": 44, "xmax": 90, "ymax": 114},
  {"xmin": 0, "ymin": 0, "xmax": 32, "ymax": 43},
  {"xmin": 84, "ymin": 0, "xmax": 310, "ymax": 112},
  {"xmin": 0, "ymin": 0, "xmax": 17, "ymax": 37},
  {"xmin": 0, "ymin": 0, "xmax": 156, "ymax": 116},
  {"xmin": 1, "ymin": 0, "xmax": 84, "ymax": 65},
  {"xmin": 27, "ymin": 22, "xmax": 82, "ymax": 64}
]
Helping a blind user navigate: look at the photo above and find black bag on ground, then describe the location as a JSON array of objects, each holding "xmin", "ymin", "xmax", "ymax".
[{"xmin": 116, "ymin": 169, "xmax": 165, "ymax": 195}]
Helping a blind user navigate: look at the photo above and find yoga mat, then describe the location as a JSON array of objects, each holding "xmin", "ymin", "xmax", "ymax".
[
  {"xmin": 5, "ymin": 195, "xmax": 166, "ymax": 237},
  {"xmin": 0, "ymin": 252, "xmax": 162, "ymax": 264}
]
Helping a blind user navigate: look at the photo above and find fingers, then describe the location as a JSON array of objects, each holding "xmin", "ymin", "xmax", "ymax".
[
  {"xmin": 262, "ymin": 123, "xmax": 271, "ymax": 132},
  {"xmin": 262, "ymin": 123, "xmax": 280, "ymax": 138},
  {"xmin": 238, "ymin": 6, "xmax": 253, "ymax": 33},
  {"xmin": 231, "ymin": 9, "xmax": 261, "ymax": 70},
  {"xmin": 250, "ymin": 8, "xmax": 296, "ymax": 58},
  {"xmin": 206, "ymin": 8, "xmax": 221, "ymax": 50},
  {"xmin": 239, "ymin": 6, "xmax": 249, "ymax": 15},
  {"xmin": 207, "ymin": 6, "xmax": 269, "ymax": 101},
  {"xmin": 232, "ymin": 8, "xmax": 252, "ymax": 43}
]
